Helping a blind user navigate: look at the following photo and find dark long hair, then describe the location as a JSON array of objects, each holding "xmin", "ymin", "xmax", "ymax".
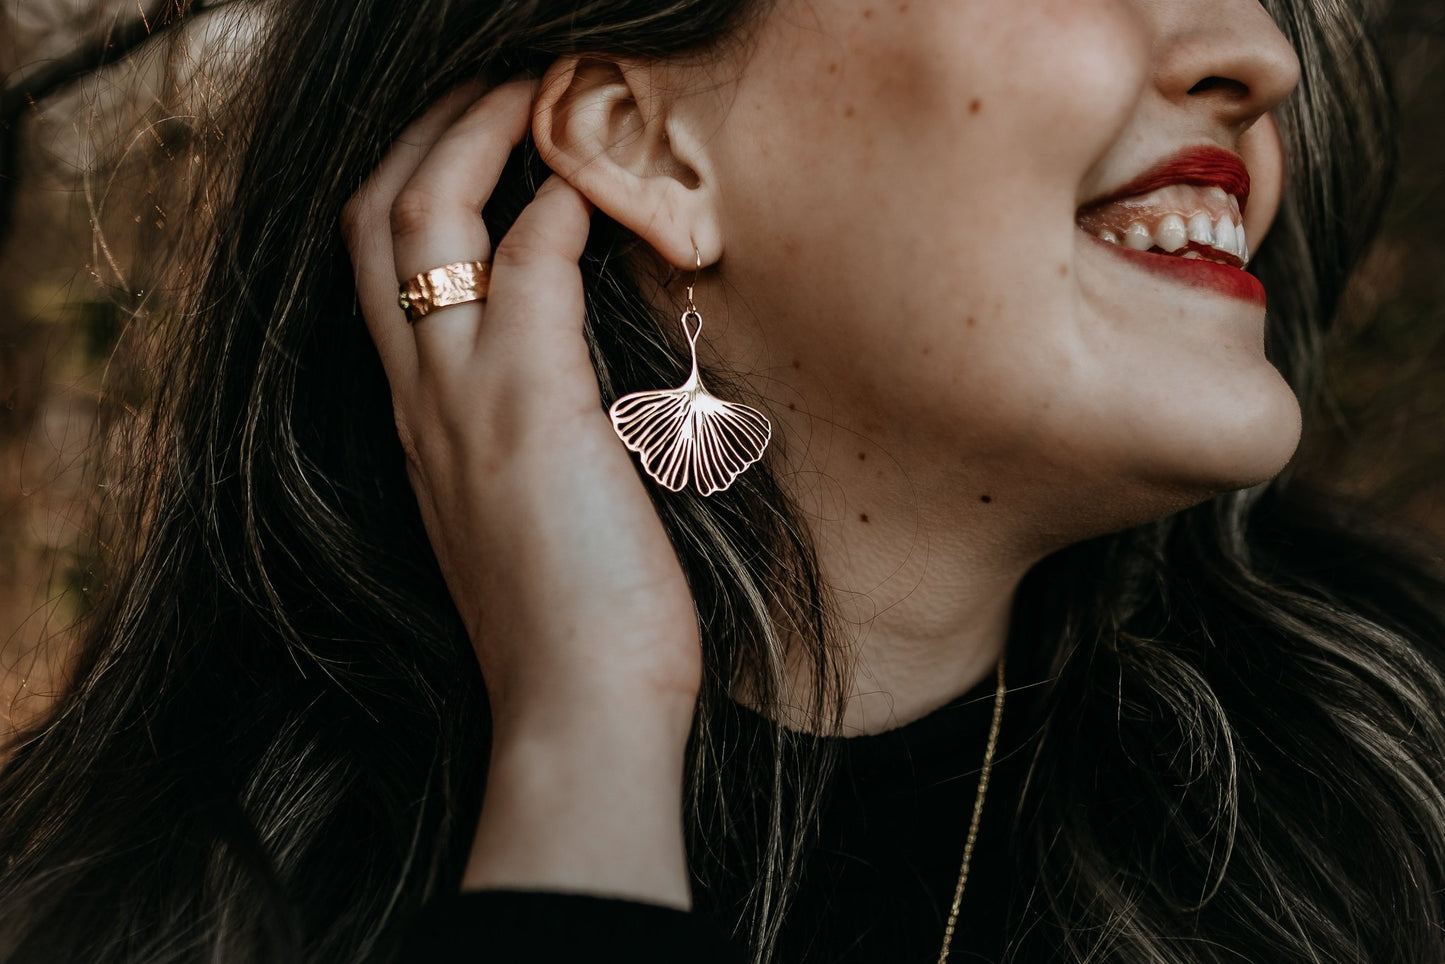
[{"xmin": 2, "ymin": 0, "xmax": 1442, "ymax": 961}]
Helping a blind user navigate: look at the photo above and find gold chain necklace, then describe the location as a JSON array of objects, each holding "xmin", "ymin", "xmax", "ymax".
[{"xmin": 935, "ymin": 652, "xmax": 1007, "ymax": 964}]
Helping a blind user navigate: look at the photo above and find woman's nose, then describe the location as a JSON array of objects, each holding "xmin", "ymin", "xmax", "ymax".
[{"xmin": 1150, "ymin": 0, "xmax": 1303, "ymax": 133}]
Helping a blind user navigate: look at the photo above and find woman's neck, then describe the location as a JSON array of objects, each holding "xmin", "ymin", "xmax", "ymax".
[{"xmin": 755, "ymin": 418, "xmax": 1048, "ymax": 737}]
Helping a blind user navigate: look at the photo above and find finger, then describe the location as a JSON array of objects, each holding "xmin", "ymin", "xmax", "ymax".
[
  {"xmin": 480, "ymin": 175, "xmax": 596, "ymax": 398},
  {"xmin": 344, "ymin": 81, "xmax": 485, "ymax": 387},
  {"xmin": 391, "ymin": 78, "xmax": 540, "ymax": 375}
]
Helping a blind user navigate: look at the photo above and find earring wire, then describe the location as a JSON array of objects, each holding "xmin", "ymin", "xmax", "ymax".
[{"xmin": 684, "ymin": 243, "xmax": 701, "ymax": 312}]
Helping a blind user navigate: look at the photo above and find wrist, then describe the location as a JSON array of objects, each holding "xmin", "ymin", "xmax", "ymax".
[
  {"xmin": 463, "ymin": 706, "xmax": 694, "ymax": 908},
  {"xmin": 488, "ymin": 683, "xmax": 698, "ymax": 755}
]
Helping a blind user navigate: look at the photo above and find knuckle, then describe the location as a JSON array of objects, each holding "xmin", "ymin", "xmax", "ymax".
[
  {"xmin": 492, "ymin": 219, "xmax": 557, "ymax": 270},
  {"xmin": 389, "ymin": 189, "xmax": 443, "ymax": 241}
]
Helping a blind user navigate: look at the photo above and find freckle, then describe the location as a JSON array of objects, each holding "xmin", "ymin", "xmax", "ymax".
[
  {"xmin": 843, "ymin": 105, "xmax": 855, "ymax": 118},
  {"xmin": 980, "ymin": 495, "xmax": 993, "ymax": 504},
  {"xmin": 969, "ymin": 98, "xmax": 981, "ymax": 114},
  {"xmin": 859, "ymin": 513, "xmax": 870, "ymax": 523},
  {"xmin": 921, "ymin": 345, "xmax": 931, "ymax": 356},
  {"xmin": 899, "ymin": 1, "xmax": 909, "ymax": 9},
  {"xmin": 791, "ymin": 358, "xmax": 802, "ymax": 370},
  {"xmin": 857, "ymin": 452, "xmax": 867, "ymax": 461},
  {"xmin": 862, "ymin": 7, "xmax": 873, "ymax": 17},
  {"xmin": 965, "ymin": 316, "xmax": 977, "ymax": 327},
  {"xmin": 1058, "ymin": 264, "xmax": 1068, "ymax": 277},
  {"xmin": 827, "ymin": 62, "xmax": 838, "ymax": 74},
  {"xmin": 788, "ymin": 402, "xmax": 797, "ymax": 410}
]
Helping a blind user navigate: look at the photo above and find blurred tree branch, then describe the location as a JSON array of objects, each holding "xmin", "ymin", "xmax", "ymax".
[{"xmin": 0, "ymin": 0, "xmax": 223, "ymax": 242}]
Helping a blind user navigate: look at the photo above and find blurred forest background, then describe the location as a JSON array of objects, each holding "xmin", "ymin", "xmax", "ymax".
[{"xmin": 0, "ymin": 0, "xmax": 1442, "ymax": 733}]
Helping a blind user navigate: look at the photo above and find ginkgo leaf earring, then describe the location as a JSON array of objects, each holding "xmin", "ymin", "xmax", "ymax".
[{"xmin": 609, "ymin": 247, "xmax": 772, "ymax": 497}]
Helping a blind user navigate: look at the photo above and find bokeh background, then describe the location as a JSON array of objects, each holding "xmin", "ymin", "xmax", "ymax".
[{"xmin": 0, "ymin": 0, "xmax": 1441, "ymax": 735}]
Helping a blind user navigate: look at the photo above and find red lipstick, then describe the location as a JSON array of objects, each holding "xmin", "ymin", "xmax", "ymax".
[
  {"xmin": 1087, "ymin": 145, "xmax": 1251, "ymax": 216},
  {"xmin": 1082, "ymin": 230, "xmax": 1266, "ymax": 305}
]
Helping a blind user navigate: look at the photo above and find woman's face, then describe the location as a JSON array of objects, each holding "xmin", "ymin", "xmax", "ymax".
[{"xmin": 687, "ymin": 0, "xmax": 1302, "ymax": 540}]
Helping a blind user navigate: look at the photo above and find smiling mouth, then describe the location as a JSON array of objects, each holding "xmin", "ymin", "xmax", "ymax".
[
  {"xmin": 1074, "ymin": 182, "xmax": 1264, "ymax": 305},
  {"xmin": 1076, "ymin": 183, "xmax": 1248, "ymax": 267}
]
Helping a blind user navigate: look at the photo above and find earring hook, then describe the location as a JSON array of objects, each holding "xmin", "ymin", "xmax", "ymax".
[{"xmin": 684, "ymin": 243, "xmax": 701, "ymax": 311}]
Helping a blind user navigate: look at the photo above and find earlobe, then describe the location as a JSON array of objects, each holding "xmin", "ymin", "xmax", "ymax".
[{"xmin": 531, "ymin": 55, "xmax": 722, "ymax": 270}]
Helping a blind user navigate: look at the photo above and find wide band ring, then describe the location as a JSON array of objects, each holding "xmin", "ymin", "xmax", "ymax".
[{"xmin": 397, "ymin": 260, "xmax": 492, "ymax": 322}]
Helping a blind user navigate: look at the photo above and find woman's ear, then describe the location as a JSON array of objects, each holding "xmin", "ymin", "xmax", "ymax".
[{"xmin": 532, "ymin": 55, "xmax": 722, "ymax": 269}]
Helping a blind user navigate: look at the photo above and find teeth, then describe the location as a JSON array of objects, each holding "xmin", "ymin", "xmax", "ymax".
[
  {"xmin": 1181, "ymin": 251, "xmax": 1205, "ymax": 260},
  {"xmin": 1078, "ymin": 182, "xmax": 1247, "ymax": 264},
  {"xmin": 1155, "ymin": 214, "xmax": 1188, "ymax": 252},
  {"xmin": 1186, "ymin": 213, "xmax": 1214, "ymax": 246},
  {"xmin": 1105, "ymin": 213, "xmax": 1244, "ymax": 263},
  {"xmin": 1214, "ymin": 216, "xmax": 1238, "ymax": 257}
]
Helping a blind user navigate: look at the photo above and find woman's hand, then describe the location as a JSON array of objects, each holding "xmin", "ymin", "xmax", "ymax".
[{"xmin": 341, "ymin": 78, "xmax": 701, "ymax": 907}]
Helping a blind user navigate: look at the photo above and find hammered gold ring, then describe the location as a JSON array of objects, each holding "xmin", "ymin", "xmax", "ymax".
[{"xmin": 397, "ymin": 260, "xmax": 492, "ymax": 322}]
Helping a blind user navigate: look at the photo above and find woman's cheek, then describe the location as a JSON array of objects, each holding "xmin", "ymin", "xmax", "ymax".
[
  {"xmin": 1001, "ymin": 0, "xmax": 1152, "ymax": 177},
  {"xmin": 1240, "ymin": 113, "xmax": 1287, "ymax": 244}
]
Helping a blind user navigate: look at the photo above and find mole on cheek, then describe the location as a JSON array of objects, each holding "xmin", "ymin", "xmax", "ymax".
[
  {"xmin": 844, "ymin": 104, "xmax": 855, "ymax": 118},
  {"xmin": 827, "ymin": 62, "xmax": 838, "ymax": 73},
  {"xmin": 969, "ymin": 99, "xmax": 982, "ymax": 114},
  {"xmin": 857, "ymin": 452, "xmax": 867, "ymax": 461},
  {"xmin": 980, "ymin": 495, "xmax": 993, "ymax": 504},
  {"xmin": 859, "ymin": 513, "xmax": 871, "ymax": 523},
  {"xmin": 862, "ymin": 7, "xmax": 873, "ymax": 17},
  {"xmin": 965, "ymin": 316, "xmax": 977, "ymax": 328}
]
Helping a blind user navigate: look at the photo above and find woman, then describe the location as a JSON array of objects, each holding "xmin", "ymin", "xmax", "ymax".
[{"xmin": 1, "ymin": 0, "xmax": 1442, "ymax": 960}]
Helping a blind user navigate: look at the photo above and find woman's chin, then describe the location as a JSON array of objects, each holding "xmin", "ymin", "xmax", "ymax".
[{"xmin": 1137, "ymin": 387, "xmax": 1303, "ymax": 502}]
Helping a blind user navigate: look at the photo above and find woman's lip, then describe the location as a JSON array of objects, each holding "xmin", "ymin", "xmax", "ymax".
[
  {"xmin": 1083, "ymin": 145, "xmax": 1251, "ymax": 216},
  {"xmin": 1079, "ymin": 228, "xmax": 1266, "ymax": 307}
]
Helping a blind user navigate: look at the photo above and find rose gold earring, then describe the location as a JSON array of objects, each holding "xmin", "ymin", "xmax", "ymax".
[{"xmin": 608, "ymin": 246, "xmax": 772, "ymax": 497}]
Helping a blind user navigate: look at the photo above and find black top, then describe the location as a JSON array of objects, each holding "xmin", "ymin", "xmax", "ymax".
[{"xmin": 407, "ymin": 643, "xmax": 1052, "ymax": 963}]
